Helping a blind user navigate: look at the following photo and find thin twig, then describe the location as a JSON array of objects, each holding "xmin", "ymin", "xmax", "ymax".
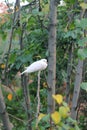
[
  {"xmin": 8, "ymin": 113, "xmax": 25, "ymax": 124},
  {"xmin": 36, "ymin": 71, "xmax": 41, "ymax": 128}
]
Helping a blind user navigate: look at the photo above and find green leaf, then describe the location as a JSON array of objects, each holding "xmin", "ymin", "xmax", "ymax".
[
  {"xmin": 64, "ymin": 30, "xmax": 77, "ymax": 39},
  {"xmin": 62, "ymin": 123, "xmax": 70, "ymax": 130},
  {"xmin": 74, "ymin": 125, "xmax": 80, "ymax": 130},
  {"xmin": 64, "ymin": 0, "xmax": 76, "ymax": 4},
  {"xmin": 15, "ymin": 62, "xmax": 22, "ymax": 69},
  {"xmin": 75, "ymin": 18, "xmax": 87, "ymax": 29},
  {"xmin": 41, "ymin": 114, "xmax": 50, "ymax": 122},
  {"xmin": 78, "ymin": 48, "xmax": 87, "ymax": 60},
  {"xmin": 80, "ymin": 82, "xmax": 87, "ymax": 91},
  {"xmin": 62, "ymin": 101, "xmax": 68, "ymax": 107},
  {"xmin": 32, "ymin": 8, "xmax": 39, "ymax": 15},
  {"xmin": 0, "ymin": 31, "xmax": 7, "ymax": 40},
  {"xmin": 43, "ymin": 0, "xmax": 48, "ymax": 4},
  {"xmin": 67, "ymin": 117, "xmax": 77, "ymax": 124},
  {"xmin": 58, "ymin": 126, "xmax": 62, "ymax": 130},
  {"xmin": 39, "ymin": 126, "xmax": 45, "ymax": 130},
  {"xmin": 77, "ymin": 37, "xmax": 87, "ymax": 47},
  {"xmin": 9, "ymin": 53, "xmax": 17, "ymax": 64}
]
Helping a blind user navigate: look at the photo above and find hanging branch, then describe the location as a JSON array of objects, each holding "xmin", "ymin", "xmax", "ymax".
[{"xmin": 36, "ymin": 71, "xmax": 41, "ymax": 128}]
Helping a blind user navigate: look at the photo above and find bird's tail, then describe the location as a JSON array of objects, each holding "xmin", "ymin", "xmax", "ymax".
[{"xmin": 19, "ymin": 70, "xmax": 26, "ymax": 76}]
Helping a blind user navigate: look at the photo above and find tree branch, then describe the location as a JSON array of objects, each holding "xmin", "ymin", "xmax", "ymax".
[
  {"xmin": 0, "ymin": 81, "xmax": 13, "ymax": 130},
  {"xmin": 4, "ymin": 0, "xmax": 20, "ymax": 85},
  {"xmin": 36, "ymin": 71, "xmax": 41, "ymax": 128}
]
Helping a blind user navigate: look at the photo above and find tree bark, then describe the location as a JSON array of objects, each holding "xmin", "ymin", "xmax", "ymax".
[
  {"xmin": 4, "ymin": 0, "xmax": 20, "ymax": 86},
  {"xmin": 19, "ymin": 14, "xmax": 32, "ymax": 130},
  {"xmin": 21, "ymin": 75, "xmax": 32, "ymax": 130},
  {"xmin": 71, "ymin": 0, "xmax": 87, "ymax": 119},
  {"xmin": 0, "ymin": 84, "xmax": 12, "ymax": 130},
  {"xmin": 71, "ymin": 60, "xmax": 83, "ymax": 119},
  {"xmin": 65, "ymin": 44, "xmax": 74, "ymax": 103},
  {"xmin": 47, "ymin": 0, "xmax": 57, "ymax": 113}
]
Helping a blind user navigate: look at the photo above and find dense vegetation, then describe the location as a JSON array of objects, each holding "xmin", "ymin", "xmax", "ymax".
[{"xmin": 0, "ymin": 0, "xmax": 87, "ymax": 130}]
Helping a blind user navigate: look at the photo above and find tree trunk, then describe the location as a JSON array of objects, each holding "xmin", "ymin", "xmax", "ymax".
[
  {"xmin": 19, "ymin": 17, "xmax": 32, "ymax": 130},
  {"xmin": 0, "ymin": 84, "xmax": 12, "ymax": 130},
  {"xmin": 47, "ymin": 0, "xmax": 57, "ymax": 113},
  {"xmin": 4, "ymin": 0, "xmax": 20, "ymax": 86},
  {"xmin": 71, "ymin": 0, "xmax": 87, "ymax": 119},
  {"xmin": 21, "ymin": 75, "xmax": 32, "ymax": 130},
  {"xmin": 71, "ymin": 60, "xmax": 83, "ymax": 119},
  {"xmin": 65, "ymin": 44, "xmax": 74, "ymax": 103}
]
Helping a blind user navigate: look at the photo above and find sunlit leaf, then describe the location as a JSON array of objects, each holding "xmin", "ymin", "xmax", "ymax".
[
  {"xmin": 51, "ymin": 111, "xmax": 61, "ymax": 124},
  {"xmin": 80, "ymin": 2, "xmax": 87, "ymax": 9},
  {"xmin": 0, "ymin": 64, "xmax": 5, "ymax": 69},
  {"xmin": 80, "ymin": 82, "xmax": 87, "ymax": 91},
  {"xmin": 62, "ymin": 101, "xmax": 68, "ymax": 107},
  {"xmin": 59, "ymin": 106, "xmax": 70, "ymax": 118},
  {"xmin": 52, "ymin": 94, "xmax": 63, "ymax": 104},
  {"xmin": 43, "ymin": 82, "xmax": 47, "ymax": 88},
  {"xmin": 38, "ymin": 113, "xmax": 46, "ymax": 121}
]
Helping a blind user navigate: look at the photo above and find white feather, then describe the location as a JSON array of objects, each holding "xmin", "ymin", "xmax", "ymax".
[{"xmin": 20, "ymin": 59, "xmax": 47, "ymax": 75}]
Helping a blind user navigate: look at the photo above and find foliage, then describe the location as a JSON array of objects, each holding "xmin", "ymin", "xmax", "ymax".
[
  {"xmin": 0, "ymin": 0, "xmax": 87, "ymax": 129},
  {"xmin": 36, "ymin": 94, "xmax": 80, "ymax": 130},
  {"xmin": 79, "ymin": 116, "xmax": 87, "ymax": 130},
  {"xmin": 80, "ymin": 82, "xmax": 87, "ymax": 92},
  {"xmin": 77, "ymin": 88, "xmax": 87, "ymax": 130}
]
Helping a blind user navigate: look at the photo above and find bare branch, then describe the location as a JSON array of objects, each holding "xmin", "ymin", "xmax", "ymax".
[{"xmin": 36, "ymin": 71, "xmax": 41, "ymax": 128}]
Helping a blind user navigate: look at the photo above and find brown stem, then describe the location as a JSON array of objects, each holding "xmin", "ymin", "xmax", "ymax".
[{"xmin": 36, "ymin": 71, "xmax": 41, "ymax": 128}]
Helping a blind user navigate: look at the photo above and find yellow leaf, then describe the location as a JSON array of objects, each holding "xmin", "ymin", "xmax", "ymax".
[
  {"xmin": 51, "ymin": 111, "xmax": 61, "ymax": 124},
  {"xmin": 52, "ymin": 94, "xmax": 63, "ymax": 104},
  {"xmin": 38, "ymin": 113, "xmax": 46, "ymax": 121},
  {"xmin": 7, "ymin": 93, "xmax": 13, "ymax": 101},
  {"xmin": 0, "ymin": 64, "xmax": 5, "ymax": 69},
  {"xmin": 59, "ymin": 106, "xmax": 70, "ymax": 118},
  {"xmin": 80, "ymin": 2, "xmax": 87, "ymax": 9},
  {"xmin": 43, "ymin": 82, "xmax": 47, "ymax": 88}
]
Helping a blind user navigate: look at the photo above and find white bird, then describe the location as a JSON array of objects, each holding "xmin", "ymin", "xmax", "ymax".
[{"xmin": 20, "ymin": 59, "xmax": 47, "ymax": 75}]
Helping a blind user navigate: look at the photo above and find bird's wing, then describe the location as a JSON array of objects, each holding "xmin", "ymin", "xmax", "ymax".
[
  {"xmin": 26, "ymin": 61, "xmax": 44, "ymax": 73},
  {"xmin": 20, "ymin": 60, "xmax": 47, "ymax": 75}
]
